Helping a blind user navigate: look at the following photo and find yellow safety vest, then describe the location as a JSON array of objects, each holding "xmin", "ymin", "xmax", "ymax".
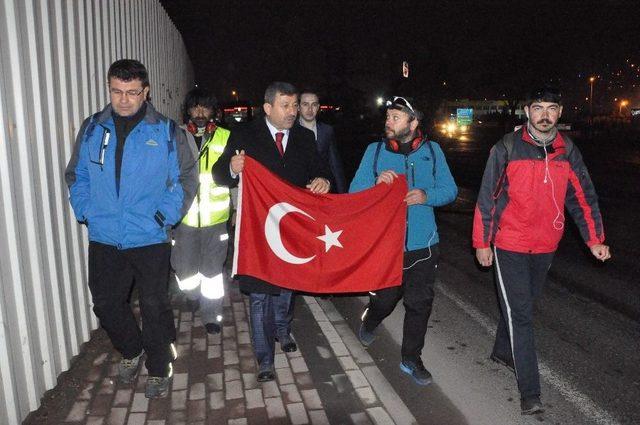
[{"xmin": 182, "ymin": 127, "xmax": 231, "ymax": 227}]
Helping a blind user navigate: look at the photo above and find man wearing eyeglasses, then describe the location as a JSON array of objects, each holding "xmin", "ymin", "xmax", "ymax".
[
  {"xmin": 473, "ymin": 86, "xmax": 610, "ymax": 414},
  {"xmin": 350, "ymin": 96, "xmax": 457, "ymax": 386},
  {"xmin": 65, "ymin": 59, "xmax": 198, "ymax": 398}
]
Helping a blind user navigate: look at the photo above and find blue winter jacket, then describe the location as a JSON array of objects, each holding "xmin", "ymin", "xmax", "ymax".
[
  {"xmin": 349, "ymin": 140, "xmax": 457, "ymax": 251},
  {"xmin": 65, "ymin": 103, "xmax": 198, "ymax": 249}
]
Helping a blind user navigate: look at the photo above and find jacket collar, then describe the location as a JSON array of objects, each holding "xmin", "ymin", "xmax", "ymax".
[
  {"xmin": 95, "ymin": 101, "xmax": 163, "ymax": 125},
  {"xmin": 520, "ymin": 126, "xmax": 566, "ymax": 151}
]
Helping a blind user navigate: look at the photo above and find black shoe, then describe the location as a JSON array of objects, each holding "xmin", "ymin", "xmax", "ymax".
[
  {"xmin": 489, "ymin": 352, "xmax": 515, "ymax": 373},
  {"xmin": 205, "ymin": 322, "xmax": 221, "ymax": 334},
  {"xmin": 400, "ymin": 358, "xmax": 433, "ymax": 386},
  {"xmin": 278, "ymin": 335, "xmax": 297, "ymax": 353},
  {"xmin": 521, "ymin": 396, "xmax": 544, "ymax": 415},
  {"xmin": 185, "ymin": 298, "xmax": 200, "ymax": 313},
  {"xmin": 257, "ymin": 365, "xmax": 275, "ymax": 382}
]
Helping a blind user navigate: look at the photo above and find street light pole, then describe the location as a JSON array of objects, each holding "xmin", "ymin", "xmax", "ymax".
[
  {"xmin": 589, "ymin": 76, "xmax": 595, "ymax": 121},
  {"xmin": 619, "ymin": 100, "xmax": 628, "ymax": 115}
]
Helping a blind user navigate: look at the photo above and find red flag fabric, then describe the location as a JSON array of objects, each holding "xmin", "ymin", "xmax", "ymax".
[{"xmin": 233, "ymin": 156, "xmax": 407, "ymax": 293}]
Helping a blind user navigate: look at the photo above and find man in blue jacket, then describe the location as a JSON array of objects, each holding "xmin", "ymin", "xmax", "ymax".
[
  {"xmin": 350, "ymin": 96, "xmax": 457, "ymax": 386},
  {"xmin": 65, "ymin": 59, "xmax": 198, "ymax": 398}
]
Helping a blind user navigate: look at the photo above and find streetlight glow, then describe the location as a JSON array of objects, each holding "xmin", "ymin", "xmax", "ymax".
[{"xmin": 619, "ymin": 99, "xmax": 629, "ymax": 115}]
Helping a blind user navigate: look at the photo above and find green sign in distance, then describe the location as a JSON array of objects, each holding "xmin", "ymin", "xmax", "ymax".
[{"xmin": 457, "ymin": 108, "xmax": 473, "ymax": 125}]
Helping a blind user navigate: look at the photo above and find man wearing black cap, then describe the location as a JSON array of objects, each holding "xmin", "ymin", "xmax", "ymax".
[
  {"xmin": 473, "ymin": 86, "xmax": 611, "ymax": 414},
  {"xmin": 350, "ymin": 96, "xmax": 457, "ymax": 386}
]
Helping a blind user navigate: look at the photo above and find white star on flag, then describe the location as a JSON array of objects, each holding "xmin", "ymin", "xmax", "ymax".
[{"xmin": 316, "ymin": 225, "xmax": 343, "ymax": 252}]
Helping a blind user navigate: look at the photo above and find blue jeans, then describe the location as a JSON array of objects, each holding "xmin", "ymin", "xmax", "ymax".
[
  {"xmin": 274, "ymin": 290, "xmax": 294, "ymax": 339},
  {"xmin": 249, "ymin": 290, "xmax": 293, "ymax": 370}
]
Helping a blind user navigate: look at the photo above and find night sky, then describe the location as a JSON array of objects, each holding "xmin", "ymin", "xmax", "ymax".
[{"xmin": 159, "ymin": 1, "xmax": 640, "ymax": 112}]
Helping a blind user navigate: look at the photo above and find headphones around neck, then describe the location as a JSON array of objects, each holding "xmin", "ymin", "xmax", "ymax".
[
  {"xmin": 187, "ymin": 119, "xmax": 217, "ymax": 135},
  {"xmin": 386, "ymin": 129, "xmax": 424, "ymax": 153}
]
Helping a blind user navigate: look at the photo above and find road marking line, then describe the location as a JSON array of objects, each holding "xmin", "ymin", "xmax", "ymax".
[{"xmin": 437, "ymin": 281, "xmax": 622, "ymax": 425}]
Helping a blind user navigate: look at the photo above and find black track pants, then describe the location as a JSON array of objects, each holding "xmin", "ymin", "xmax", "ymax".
[
  {"xmin": 492, "ymin": 247, "xmax": 554, "ymax": 399},
  {"xmin": 88, "ymin": 242, "xmax": 176, "ymax": 377}
]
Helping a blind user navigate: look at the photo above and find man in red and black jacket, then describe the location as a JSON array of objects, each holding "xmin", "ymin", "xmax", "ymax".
[{"xmin": 472, "ymin": 86, "xmax": 611, "ymax": 415}]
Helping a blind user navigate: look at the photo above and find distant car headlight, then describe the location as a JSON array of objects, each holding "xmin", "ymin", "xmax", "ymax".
[{"xmin": 446, "ymin": 122, "xmax": 457, "ymax": 133}]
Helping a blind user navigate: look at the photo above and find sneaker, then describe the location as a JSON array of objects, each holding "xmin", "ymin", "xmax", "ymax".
[
  {"xmin": 521, "ymin": 395, "xmax": 544, "ymax": 415},
  {"xmin": 358, "ymin": 323, "xmax": 376, "ymax": 347},
  {"xmin": 145, "ymin": 376, "xmax": 172, "ymax": 399},
  {"xmin": 118, "ymin": 351, "xmax": 143, "ymax": 384},
  {"xmin": 400, "ymin": 359, "xmax": 433, "ymax": 386},
  {"xmin": 257, "ymin": 364, "xmax": 275, "ymax": 382},
  {"xmin": 205, "ymin": 322, "xmax": 221, "ymax": 334},
  {"xmin": 277, "ymin": 334, "xmax": 298, "ymax": 353}
]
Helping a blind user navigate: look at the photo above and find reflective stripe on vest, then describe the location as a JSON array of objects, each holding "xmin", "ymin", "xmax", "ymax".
[{"xmin": 182, "ymin": 127, "xmax": 231, "ymax": 227}]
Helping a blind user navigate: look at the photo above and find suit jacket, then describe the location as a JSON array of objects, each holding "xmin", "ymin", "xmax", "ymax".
[
  {"xmin": 296, "ymin": 121, "xmax": 347, "ymax": 193},
  {"xmin": 316, "ymin": 122, "xmax": 348, "ymax": 193},
  {"xmin": 212, "ymin": 117, "xmax": 331, "ymax": 294}
]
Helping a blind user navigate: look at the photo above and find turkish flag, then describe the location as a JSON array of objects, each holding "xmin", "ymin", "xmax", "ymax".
[{"xmin": 233, "ymin": 156, "xmax": 407, "ymax": 294}]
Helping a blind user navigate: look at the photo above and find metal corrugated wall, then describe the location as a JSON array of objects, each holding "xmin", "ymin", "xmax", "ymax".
[{"xmin": 0, "ymin": 1, "xmax": 192, "ymax": 423}]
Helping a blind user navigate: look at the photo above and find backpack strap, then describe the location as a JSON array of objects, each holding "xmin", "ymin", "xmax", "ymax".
[
  {"xmin": 166, "ymin": 120, "xmax": 175, "ymax": 153},
  {"xmin": 492, "ymin": 131, "xmax": 518, "ymax": 199},
  {"xmin": 372, "ymin": 141, "xmax": 383, "ymax": 179},
  {"xmin": 426, "ymin": 140, "xmax": 436, "ymax": 180},
  {"xmin": 81, "ymin": 112, "xmax": 100, "ymax": 142}
]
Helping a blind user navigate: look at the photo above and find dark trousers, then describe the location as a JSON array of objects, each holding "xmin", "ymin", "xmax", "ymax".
[
  {"xmin": 363, "ymin": 246, "xmax": 440, "ymax": 362},
  {"xmin": 88, "ymin": 242, "xmax": 176, "ymax": 377},
  {"xmin": 249, "ymin": 290, "xmax": 293, "ymax": 370},
  {"xmin": 492, "ymin": 247, "xmax": 554, "ymax": 399}
]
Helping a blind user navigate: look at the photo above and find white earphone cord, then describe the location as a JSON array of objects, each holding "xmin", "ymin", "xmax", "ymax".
[
  {"xmin": 403, "ymin": 230, "xmax": 437, "ymax": 270},
  {"xmin": 542, "ymin": 144, "xmax": 565, "ymax": 230}
]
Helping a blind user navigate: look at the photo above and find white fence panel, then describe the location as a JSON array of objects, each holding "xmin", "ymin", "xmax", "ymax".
[{"xmin": 0, "ymin": 1, "xmax": 192, "ymax": 423}]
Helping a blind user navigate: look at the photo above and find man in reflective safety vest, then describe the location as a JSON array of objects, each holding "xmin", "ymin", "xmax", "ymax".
[{"xmin": 172, "ymin": 88, "xmax": 231, "ymax": 334}]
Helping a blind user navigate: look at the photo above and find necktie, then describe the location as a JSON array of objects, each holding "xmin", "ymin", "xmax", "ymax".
[{"xmin": 275, "ymin": 132, "xmax": 284, "ymax": 156}]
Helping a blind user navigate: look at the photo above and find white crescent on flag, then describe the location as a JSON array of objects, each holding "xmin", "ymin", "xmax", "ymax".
[{"xmin": 264, "ymin": 202, "xmax": 316, "ymax": 264}]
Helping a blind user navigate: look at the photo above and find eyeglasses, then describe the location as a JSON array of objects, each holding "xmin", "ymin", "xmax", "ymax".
[
  {"xmin": 109, "ymin": 87, "xmax": 145, "ymax": 97},
  {"xmin": 386, "ymin": 96, "xmax": 416, "ymax": 114}
]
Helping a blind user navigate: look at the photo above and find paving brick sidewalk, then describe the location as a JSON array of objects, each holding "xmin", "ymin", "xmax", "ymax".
[{"xmin": 27, "ymin": 279, "xmax": 415, "ymax": 425}]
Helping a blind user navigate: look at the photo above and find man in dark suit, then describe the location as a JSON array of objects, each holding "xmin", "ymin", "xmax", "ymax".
[
  {"xmin": 298, "ymin": 90, "xmax": 347, "ymax": 193},
  {"xmin": 212, "ymin": 82, "xmax": 331, "ymax": 382}
]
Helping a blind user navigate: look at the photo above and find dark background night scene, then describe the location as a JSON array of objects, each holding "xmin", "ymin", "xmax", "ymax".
[{"xmin": 158, "ymin": 1, "xmax": 640, "ymax": 423}]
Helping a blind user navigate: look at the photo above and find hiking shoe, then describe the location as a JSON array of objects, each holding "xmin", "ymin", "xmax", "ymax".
[
  {"xmin": 145, "ymin": 376, "xmax": 172, "ymax": 399},
  {"xmin": 489, "ymin": 352, "xmax": 515, "ymax": 374},
  {"xmin": 521, "ymin": 396, "xmax": 544, "ymax": 415},
  {"xmin": 118, "ymin": 351, "xmax": 143, "ymax": 384},
  {"xmin": 358, "ymin": 323, "xmax": 376, "ymax": 347},
  {"xmin": 400, "ymin": 359, "xmax": 433, "ymax": 386},
  {"xmin": 205, "ymin": 322, "xmax": 221, "ymax": 334}
]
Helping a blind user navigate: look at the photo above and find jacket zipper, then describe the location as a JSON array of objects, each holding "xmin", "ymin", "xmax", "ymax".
[{"xmin": 404, "ymin": 154, "xmax": 410, "ymax": 251}]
